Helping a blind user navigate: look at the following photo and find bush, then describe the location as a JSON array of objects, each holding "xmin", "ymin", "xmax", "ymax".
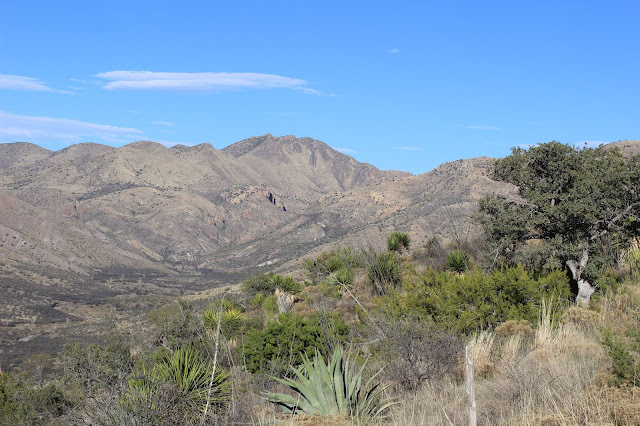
[
  {"xmin": 367, "ymin": 250, "xmax": 401, "ymax": 295},
  {"xmin": 121, "ymin": 346, "xmax": 230, "ymax": 423},
  {"xmin": 242, "ymin": 272, "xmax": 301, "ymax": 295},
  {"xmin": 385, "ymin": 266, "xmax": 571, "ymax": 334},
  {"xmin": 387, "ymin": 232, "xmax": 411, "ymax": 253},
  {"xmin": 241, "ymin": 272, "xmax": 278, "ymax": 296},
  {"xmin": 374, "ymin": 319, "xmax": 463, "ymax": 390},
  {"xmin": 241, "ymin": 313, "xmax": 349, "ymax": 376},
  {"xmin": 60, "ymin": 335, "xmax": 133, "ymax": 394},
  {"xmin": 303, "ymin": 247, "xmax": 364, "ymax": 284},
  {"xmin": 445, "ymin": 249, "xmax": 471, "ymax": 273},
  {"xmin": 602, "ymin": 329, "xmax": 640, "ymax": 386}
]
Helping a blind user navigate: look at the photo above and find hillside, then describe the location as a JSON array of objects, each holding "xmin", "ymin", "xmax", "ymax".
[{"xmin": 3, "ymin": 137, "xmax": 636, "ymax": 368}]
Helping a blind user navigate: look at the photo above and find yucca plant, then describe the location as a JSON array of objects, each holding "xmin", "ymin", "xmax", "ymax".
[
  {"xmin": 264, "ymin": 346, "xmax": 395, "ymax": 419},
  {"xmin": 156, "ymin": 346, "xmax": 230, "ymax": 410},
  {"xmin": 445, "ymin": 249, "xmax": 470, "ymax": 273},
  {"xmin": 367, "ymin": 250, "xmax": 401, "ymax": 295},
  {"xmin": 387, "ymin": 231, "xmax": 411, "ymax": 253},
  {"xmin": 203, "ymin": 308, "xmax": 244, "ymax": 339},
  {"xmin": 272, "ymin": 275, "xmax": 302, "ymax": 294}
]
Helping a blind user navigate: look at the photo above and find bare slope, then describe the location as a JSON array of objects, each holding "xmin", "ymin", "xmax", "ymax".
[{"xmin": 223, "ymin": 134, "xmax": 409, "ymax": 200}]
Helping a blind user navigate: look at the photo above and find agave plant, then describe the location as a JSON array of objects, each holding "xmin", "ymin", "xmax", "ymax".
[{"xmin": 264, "ymin": 346, "xmax": 395, "ymax": 419}]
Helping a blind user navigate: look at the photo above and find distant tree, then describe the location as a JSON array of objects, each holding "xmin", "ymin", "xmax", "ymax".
[{"xmin": 478, "ymin": 141, "xmax": 640, "ymax": 305}]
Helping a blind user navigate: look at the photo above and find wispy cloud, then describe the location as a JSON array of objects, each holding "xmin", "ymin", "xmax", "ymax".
[
  {"xmin": 334, "ymin": 147, "xmax": 358, "ymax": 154},
  {"xmin": 388, "ymin": 48, "xmax": 400, "ymax": 54},
  {"xmin": 0, "ymin": 111, "xmax": 143, "ymax": 144},
  {"xmin": 95, "ymin": 71, "xmax": 327, "ymax": 95},
  {"xmin": 152, "ymin": 121, "xmax": 175, "ymax": 126},
  {"xmin": 459, "ymin": 124, "xmax": 501, "ymax": 131},
  {"xmin": 400, "ymin": 146, "xmax": 421, "ymax": 151},
  {"xmin": 0, "ymin": 74, "xmax": 71, "ymax": 94}
]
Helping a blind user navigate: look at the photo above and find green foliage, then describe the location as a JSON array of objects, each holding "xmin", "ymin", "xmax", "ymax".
[
  {"xmin": 445, "ymin": 249, "xmax": 471, "ymax": 273},
  {"xmin": 304, "ymin": 247, "xmax": 364, "ymax": 284},
  {"xmin": 478, "ymin": 142, "xmax": 640, "ymax": 300},
  {"xmin": 242, "ymin": 272, "xmax": 278, "ymax": 296},
  {"xmin": 203, "ymin": 307, "xmax": 244, "ymax": 339},
  {"xmin": 262, "ymin": 294, "xmax": 279, "ymax": 315},
  {"xmin": 272, "ymin": 274, "xmax": 302, "ymax": 294},
  {"xmin": 264, "ymin": 346, "xmax": 394, "ymax": 418},
  {"xmin": 0, "ymin": 373, "xmax": 72, "ymax": 424},
  {"xmin": 250, "ymin": 292, "xmax": 266, "ymax": 309},
  {"xmin": 381, "ymin": 266, "xmax": 571, "ymax": 334},
  {"xmin": 150, "ymin": 300, "xmax": 199, "ymax": 351},
  {"xmin": 122, "ymin": 346, "xmax": 230, "ymax": 422},
  {"xmin": 242, "ymin": 272, "xmax": 301, "ymax": 296},
  {"xmin": 387, "ymin": 231, "xmax": 411, "ymax": 253},
  {"xmin": 602, "ymin": 329, "xmax": 640, "ymax": 386},
  {"xmin": 242, "ymin": 313, "xmax": 349, "ymax": 376},
  {"xmin": 60, "ymin": 335, "xmax": 132, "ymax": 394},
  {"xmin": 367, "ymin": 250, "xmax": 401, "ymax": 295}
]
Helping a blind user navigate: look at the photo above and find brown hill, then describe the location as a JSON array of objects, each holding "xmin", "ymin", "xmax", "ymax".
[
  {"xmin": 0, "ymin": 135, "xmax": 518, "ymax": 367},
  {"xmin": 223, "ymin": 134, "xmax": 409, "ymax": 200},
  {"xmin": 0, "ymin": 142, "xmax": 52, "ymax": 169},
  {"xmin": 605, "ymin": 140, "xmax": 640, "ymax": 157}
]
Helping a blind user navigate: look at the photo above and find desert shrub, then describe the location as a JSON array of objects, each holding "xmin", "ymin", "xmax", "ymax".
[
  {"xmin": 262, "ymin": 294, "xmax": 278, "ymax": 315},
  {"xmin": 241, "ymin": 272, "xmax": 278, "ymax": 296},
  {"xmin": 121, "ymin": 346, "xmax": 230, "ymax": 424},
  {"xmin": 150, "ymin": 300, "xmax": 200, "ymax": 351},
  {"xmin": 241, "ymin": 313, "xmax": 349, "ymax": 376},
  {"xmin": 242, "ymin": 272, "xmax": 301, "ymax": 297},
  {"xmin": 303, "ymin": 247, "xmax": 364, "ymax": 284},
  {"xmin": 374, "ymin": 319, "xmax": 463, "ymax": 390},
  {"xmin": 0, "ymin": 372, "xmax": 73, "ymax": 424},
  {"xmin": 445, "ymin": 249, "xmax": 471, "ymax": 273},
  {"xmin": 60, "ymin": 335, "xmax": 133, "ymax": 394},
  {"xmin": 387, "ymin": 231, "xmax": 411, "ymax": 253},
  {"xmin": 203, "ymin": 307, "xmax": 244, "ymax": 340},
  {"xmin": 386, "ymin": 266, "xmax": 571, "ymax": 334},
  {"xmin": 561, "ymin": 306, "xmax": 599, "ymax": 328},
  {"xmin": 272, "ymin": 275, "xmax": 302, "ymax": 294},
  {"xmin": 367, "ymin": 250, "xmax": 401, "ymax": 295},
  {"xmin": 495, "ymin": 320, "xmax": 534, "ymax": 338},
  {"xmin": 602, "ymin": 329, "xmax": 640, "ymax": 386}
]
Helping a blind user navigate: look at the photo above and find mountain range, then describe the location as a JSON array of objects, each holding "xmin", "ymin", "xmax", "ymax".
[{"xmin": 1, "ymin": 135, "xmax": 637, "ymax": 367}]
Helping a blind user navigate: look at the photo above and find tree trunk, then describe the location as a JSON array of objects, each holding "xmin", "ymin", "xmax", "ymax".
[
  {"xmin": 566, "ymin": 246, "xmax": 595, "ymax": 306},
  {"xmin": 275, "ymin": 287, "xmax": 295, "ymax": 313}
]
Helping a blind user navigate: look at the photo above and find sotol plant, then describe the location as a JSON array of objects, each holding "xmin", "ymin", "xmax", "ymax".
[
  {"xmin": 264, "ymin": 346, "xmax": 395, "ymax": 419},
  {"xmin": 445, "ymin": 249, "xmax": 471, "ymax": 273}
]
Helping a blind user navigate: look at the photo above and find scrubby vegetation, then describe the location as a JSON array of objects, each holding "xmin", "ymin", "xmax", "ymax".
[{"xmin": 1, "ymin": 141, "xmax": 639, "ymax": 424}]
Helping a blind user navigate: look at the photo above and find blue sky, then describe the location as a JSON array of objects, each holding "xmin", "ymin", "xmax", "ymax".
[{"xmin": 1, "ymin": 1, "xmax": 638, "ymax": 174}]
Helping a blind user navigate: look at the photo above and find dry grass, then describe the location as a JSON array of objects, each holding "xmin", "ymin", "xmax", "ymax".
[{"xmin": 387, "ymin": 317, "xmax": 611, "ymax": 425}]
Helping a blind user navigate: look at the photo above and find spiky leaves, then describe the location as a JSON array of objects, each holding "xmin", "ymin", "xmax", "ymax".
[
  {"xmin": 367, "ymin": 250, "xmax": 401, "ymax": 295},
  {"xmin": 446, "ymin": 249, "xmax": 471, "ymax": 273},
  {"xmin": 122, "ymin": 346, "xmax": 230, "ymax": 421},
  {"xmin": 387, "ymin": 231, "xmax": 411, "ymax": 253},
  {"xmin": 264, "ymin": 346, "xmax": 395, "ymax": 419}
]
